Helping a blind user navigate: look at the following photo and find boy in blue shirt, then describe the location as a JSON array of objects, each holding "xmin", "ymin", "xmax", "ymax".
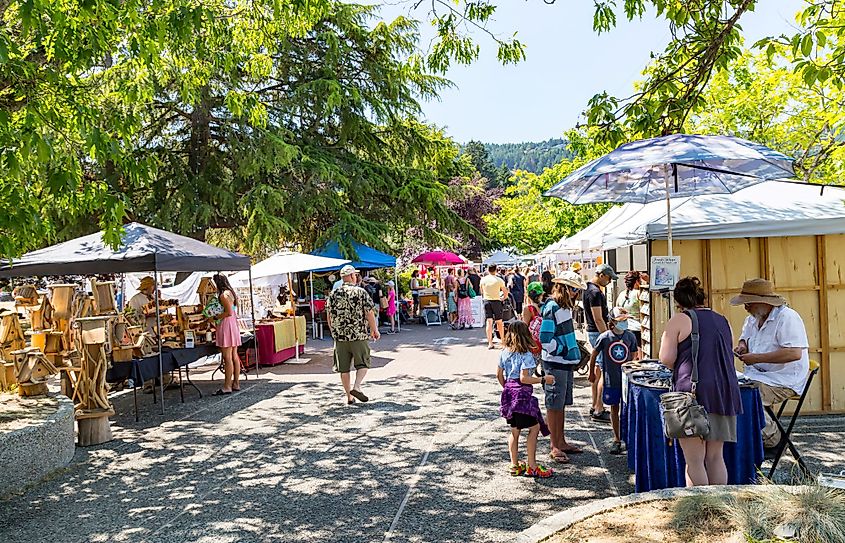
[{"xmin": 589, "ymin": 308, "xmax": 638, "ymax": 455}]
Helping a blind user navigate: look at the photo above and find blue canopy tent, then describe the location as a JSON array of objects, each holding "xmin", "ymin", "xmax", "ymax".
[
  {"xmin": 310, "ymin": 240, "xmax": 396, "ymax": 271},
  {"xmin": 310, "ymin": 240, "xmax": 401, "ymax": 330}
]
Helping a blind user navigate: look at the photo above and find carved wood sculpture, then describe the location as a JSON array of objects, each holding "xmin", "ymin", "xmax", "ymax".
[
  {"xmin": 197, "ymin": 277, "xmax": 217, "ymax": 307},
  {"xmin": 13, "ymin": 284, "xmax": 39, "ymax": 308},
  {"xmin": 30, "ymin": 294, "xmax": 53, "ymax": 331},
  {"xmin": 73, "ymin": 316, "xmax": 115, "ymax": 446},
  {"xmin": 48, "ymin": 284, "xmax": 76, "ymax": 321},
  {"xmin": 0, "ymin": 311, "xmax": 26, "ymax": 361},
  {"xmin": 0, "ymin": 348, "xmax": 26, "ymax": 391},
  {"xmin": 15, "ymin": 348, "xmax": 59, "ymax": 397},
  {"xmin": 91, "ymin": 279, "xmax": 117, "ymax": 315},
  {"xmin": 111, "ymin": 317, "xmax": 134, "ymax": 362}
]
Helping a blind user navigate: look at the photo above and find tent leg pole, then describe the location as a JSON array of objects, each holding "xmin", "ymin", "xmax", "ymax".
[
  {"xmin": 249, "ymin": 268, "xmax": 260, "ymax": 376},
  {"xmin": 310, "ymin": 272, "xmax": 316, "ymax": 339},
  {"xmin": 154, "ymin": 259, "xmax": 165, "ymax": 415},
  {"xmin": 395, "ymin": 267, "xmax": 401, "ymax": 332}
]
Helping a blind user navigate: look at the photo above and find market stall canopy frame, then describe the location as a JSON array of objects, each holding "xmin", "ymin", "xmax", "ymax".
[{"xmin": 0, "ymin": 222, "xmax": 250, "ymax": 277}]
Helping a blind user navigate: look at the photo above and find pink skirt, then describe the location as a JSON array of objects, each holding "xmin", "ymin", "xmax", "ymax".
[{"xmin": 216, "ymin": 316, "xmax": 240, "ymax": 348}]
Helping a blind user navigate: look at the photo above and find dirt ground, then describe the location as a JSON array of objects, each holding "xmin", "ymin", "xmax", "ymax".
[
  {"xmin": 549, "ymin": 501, "xmax": 741, "ymax": 543},
  {"xmin": 0, "ymin": 394, "xmax": 58, "ymax": 434}
]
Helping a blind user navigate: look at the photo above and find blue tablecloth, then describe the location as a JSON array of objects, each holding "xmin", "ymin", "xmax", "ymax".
[{"xmin": 621, "ymin": 383, "xmax": 765, "ymax": 492}]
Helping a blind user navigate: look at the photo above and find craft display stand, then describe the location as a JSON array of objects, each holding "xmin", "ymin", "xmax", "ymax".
[{"xmin": 73, "ymin": 316, "xmax": 115, "ymax": 446}]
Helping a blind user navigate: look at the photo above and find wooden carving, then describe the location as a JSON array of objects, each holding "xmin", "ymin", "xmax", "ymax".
[
  {"xmin": 48, "ymin": 284, "xmax": 76, "ymax": 321},
  {"xmin": 91, "ymin": 279, "xmax": 117, "ymax": 315}
]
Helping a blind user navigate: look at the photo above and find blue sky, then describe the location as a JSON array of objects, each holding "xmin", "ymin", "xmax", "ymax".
[{"xmin": 377, "ymin": 1, "xmax": 806, "ymax": 143}]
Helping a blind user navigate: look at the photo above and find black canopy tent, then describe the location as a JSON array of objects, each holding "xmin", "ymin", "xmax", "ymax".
[{"xmin": 0, "ymin": 223, "xmax": 258, "ymax": 412}]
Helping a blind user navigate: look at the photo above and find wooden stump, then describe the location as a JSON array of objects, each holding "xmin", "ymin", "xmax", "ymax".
[
  {"xmin": 77, "ymin": 415, "xmax": 113, "ymax": 446},
  {"xmin": 60, "ymin": 370, "xmax": 75, "ymax": 398},
  {"xmin": 18, "ymin": 382, "xmax": 48, "ymax": 397}
]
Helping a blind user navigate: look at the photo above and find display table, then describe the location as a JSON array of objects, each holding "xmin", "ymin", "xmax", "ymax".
[
  {"xmin": 622, "ymin": 380, "xmax": 765, "ymax": 492},
  {"xmin": 256, "ymin": 316, "xmax": 307, "ymax": 366},
  {"xmin": 106, "ymin": 343, "xmax": 219, "ymax": 421}
]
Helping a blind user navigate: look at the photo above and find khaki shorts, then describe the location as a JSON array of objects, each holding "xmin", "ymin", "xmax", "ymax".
[{"xmin": 333, "ymin": 340, "xmax": 371, "ymax": 373}]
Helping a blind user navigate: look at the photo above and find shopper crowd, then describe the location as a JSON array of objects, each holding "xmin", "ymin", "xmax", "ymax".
[{"xmin": 495, "ymin": 263, "xmax": 810, "ymax": 486}]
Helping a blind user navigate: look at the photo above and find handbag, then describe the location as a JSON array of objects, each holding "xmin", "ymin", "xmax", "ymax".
[
  {"xmin": 468, "ymin": 285, "xmax": 477, "ymax": 298},
  {"xmin": 659, "ymin": 309, "xmax": 710, "ymax": 440},
  {"xmin": 203, "ymin": 296, "xmax": 224, "ymax": 319}
]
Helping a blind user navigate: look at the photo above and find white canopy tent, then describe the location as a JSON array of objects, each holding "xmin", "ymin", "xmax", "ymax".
[
  {"xmin": 600, "ymin": 181, "xmax": 845, "ymax": 250},
  {"xmin": 483, "ymin": 250, "xmax": 519, "ymax": 267},
  {"xmin": 230, "ymin": 251, "xmax": 350, "ymax": 340}
]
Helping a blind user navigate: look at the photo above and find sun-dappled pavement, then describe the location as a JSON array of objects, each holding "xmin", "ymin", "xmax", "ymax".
[{"xmin": 0, "ymin": 324, "xmax": 841, "ymax": 543}]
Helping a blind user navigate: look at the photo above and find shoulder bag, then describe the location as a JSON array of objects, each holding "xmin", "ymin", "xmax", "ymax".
[{"xmin": 659, "ymin": 309, "xmax": 710, "ymax": 440}]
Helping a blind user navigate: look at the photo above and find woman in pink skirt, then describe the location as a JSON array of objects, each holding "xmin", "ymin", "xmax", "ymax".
[
  {"xmin": 213, "ymin": 273, "xmax": 241, "ymax": 395},
  {"xmin": 456, "ymin": 269, "xmax": 474, "ymax": 329},
  {"xmin": 386, "ymin": 280, "xmax": 397, "ymax": 334}
]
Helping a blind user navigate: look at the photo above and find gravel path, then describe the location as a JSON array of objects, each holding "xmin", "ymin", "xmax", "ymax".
[{"xmin": 0, "ymin": 323, "xmax": 838, "ymax": 542}]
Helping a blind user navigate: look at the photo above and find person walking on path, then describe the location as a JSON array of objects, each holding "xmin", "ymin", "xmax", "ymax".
[
  {"xmin": 508, "ymin": 266, "xmax": 526, "ymax": 314},
  {"xmin": 481, "ymin": 265, "xmax": 509, "ymax": 349},
  {"xmin": 730, "ymin": 278, "xmax": 809, "ymax": 451},
  {"xmin": 212, "ymin": 273, "xmax": 242, "ymax": 396},
  {"xmin": 497, "ymin": 320, "xmax": 554, "ymax": 478},
  {"xmin": 539, "ymin": 271, "xmax": 586, "ymax": 464},
  {"xmin": 615, "ymin": 271, "xmax": 643, "ymax": 359},
  {"xmin": 468, "ymin": 267, "xmax": 482, "ymax": 296},
  {"xmin": 455, "ymin": 269, "xmax": 474, "ymax": 329},
  {"xmin": 409, "ymin": 270, "xmax": 421, "ymax": 318},
  {"xmin": 444, "ymin": 268, "xmax": 458, "ymax": 329},
  {"xmin": 660, "ymin": 277, "xmax": 742, "ymax": 487},
  {"xmin": 585, "ymin": 263, "xmax": 617, "ymax": 423},
  {"xmin": 385, "ymin": 280, "xmax": 397, "ymax": 334},
  {"xmin": 327, "ymin": 265, "xmax": 380, "ymax": 404}
]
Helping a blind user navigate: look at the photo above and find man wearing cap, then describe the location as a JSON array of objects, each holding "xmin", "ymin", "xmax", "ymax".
[
  {"xmin": 326, "ymin": 265, "xmax": 380, "ymax": 404},
  {"xmin": 731, "ymin": 278, "xmax": 810, "ymax": 450},
  {"xmin": 584, "ymin": 263, "xmax": 618, "ymax": 423}
]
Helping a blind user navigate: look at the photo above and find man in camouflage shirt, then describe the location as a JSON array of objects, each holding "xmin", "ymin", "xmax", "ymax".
[{"xmin": 327, "ymin": 265, "xmax": 380, "ymax": 404}]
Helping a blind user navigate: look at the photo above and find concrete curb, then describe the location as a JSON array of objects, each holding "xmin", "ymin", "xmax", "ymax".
[
  {"xmin": 0, "ymin": 394, "xmax": 75, "ymax": 498},
  {"xmin": 515, "ymin": 484, "xmax": 806, "ymax": 543}
]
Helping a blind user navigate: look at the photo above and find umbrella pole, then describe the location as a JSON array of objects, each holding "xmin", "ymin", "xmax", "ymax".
[
  {"xmin": 395, "ymin": 267, "xmax": 401, "ymax": 332},
  {"xmin": 665, "ymin": 166, "xmax": 676, "ymax": 318},
  {"xmin": 154, "ymin": 259, "xmax": 165, "ymax": 415},
  {"xmin": 309, "ymin": 272, "xmax": 316, "ymax": 339}
]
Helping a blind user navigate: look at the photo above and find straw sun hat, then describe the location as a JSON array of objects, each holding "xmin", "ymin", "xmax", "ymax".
[
  {"xmin": 553, "ymin": 270, "xmax": 587, "ymax": 290},
  {"xmin": 729, "ymin": 278, "xmax": 786, "ymax": 307}
]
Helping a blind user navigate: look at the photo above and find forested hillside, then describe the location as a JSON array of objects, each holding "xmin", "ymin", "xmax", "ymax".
[{"xmin": 484, "ymin": 138, "xmax": 572, "ymax": 173}]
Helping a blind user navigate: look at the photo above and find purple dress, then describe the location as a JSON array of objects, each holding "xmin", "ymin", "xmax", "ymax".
[
  {"xmin": 500, "ymin": 380, "xmax": 550, "ymax": 436},
  {"xmin": 672, "ymin": 309, "xmax": 742, "ymax": 417}
]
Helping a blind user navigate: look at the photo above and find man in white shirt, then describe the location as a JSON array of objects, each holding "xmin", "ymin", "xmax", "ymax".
[
  {"xmin": 731, "ymin": 278, "xmax": 810, "ymax": 449},
  {"xmin": 480, "ymin": 265, "xmax": 509, "ymax": 350}
]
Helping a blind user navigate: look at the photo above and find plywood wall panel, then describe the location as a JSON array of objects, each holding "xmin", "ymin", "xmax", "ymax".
[
  {"xmin": 709, "ymin": 238, "xmax": 761, "ymax": 290},
  {"xmin": 825, "ymin": 234, "xmax": 845, "ymax": 285},
  {"xmin": 769, "ymin": 236, "xmax": 818, "ymax": 288}
]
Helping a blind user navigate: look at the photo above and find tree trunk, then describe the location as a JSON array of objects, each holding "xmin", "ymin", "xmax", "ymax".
[{"xmin": 77, "ymin": 416, "xmax": 113, "ymax": 446}]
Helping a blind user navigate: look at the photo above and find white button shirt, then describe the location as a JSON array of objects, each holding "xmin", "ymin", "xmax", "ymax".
[{"xmin": 740, "ymin": 305, "xmax": 809, "ymax": 394}]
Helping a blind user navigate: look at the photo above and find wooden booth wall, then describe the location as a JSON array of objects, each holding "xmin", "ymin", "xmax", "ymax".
[{"xmin": 648, "ymin": 235, "xmax": 845, "ymax": 414}]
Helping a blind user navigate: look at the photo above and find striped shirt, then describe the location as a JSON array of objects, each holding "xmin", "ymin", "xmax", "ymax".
[{"xmin": 539, "ymin": 299, "xmax": 581, "ymax": 368}]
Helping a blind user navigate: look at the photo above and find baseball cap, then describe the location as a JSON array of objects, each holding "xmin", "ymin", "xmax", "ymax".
[
  {"xmin": 386, "ymin": 280, "xmax": 395, "ymax": 287},
  {"xmin": 526, "ymin": 281, "xmax": 544, "ymax": 297},
  {"xmin": 596, "ymin": 263, "xmax": 618, "ymax": 280},
  {"xmin": 340, "ymin": 265, "xmax": 358, "ymax": 277}
]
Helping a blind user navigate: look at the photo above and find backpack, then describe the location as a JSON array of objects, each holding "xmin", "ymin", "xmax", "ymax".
[
  {"xmin": 457, "ymin": 279, "xmax": 468, "ymax": 299},
  {"xmin": 527, "ymin": 305, "xmax": 542, "ymax": 355}
]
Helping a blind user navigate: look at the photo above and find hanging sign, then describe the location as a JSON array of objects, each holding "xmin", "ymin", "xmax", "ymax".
[{"xmin": 650, "ymin": 256, "xmax": 681, "ymax": 290}]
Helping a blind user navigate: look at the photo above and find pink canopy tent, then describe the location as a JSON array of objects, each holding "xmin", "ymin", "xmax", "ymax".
[{"xmin": 411, "ymin": 251, "xmax": 466, "ymax": 266}]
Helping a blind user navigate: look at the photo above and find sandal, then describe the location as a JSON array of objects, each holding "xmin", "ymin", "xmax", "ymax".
[
  {"xmin": 527, "ymin": 464, "xmax": 554, "ymax": 478},
  {"xmin": 509, "ymin": 462, "xmax": 527, "ymax": 477},
  {"xmin": 549, "ymin": 451, "xmax": 570, "ymax": 464},
  {"xmin": 561, "ymin": 444, "xmax": 584, "ymax": 454},
  {"xmin": 212, "ymin": 389, "xmax": 231, "ymax": 396}
]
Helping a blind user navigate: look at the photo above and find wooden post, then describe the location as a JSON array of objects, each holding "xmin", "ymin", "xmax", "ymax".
[
  {"xmin": 703, "ymin": 239, "xmax": 713, "ymax": 303},
  {"xmin": 817, "ymin": 235, "xmax": 832, "ymax": 411},
  {"xmin": 759, "ymin": 238, "xmax": 771, "ymax": 280}
]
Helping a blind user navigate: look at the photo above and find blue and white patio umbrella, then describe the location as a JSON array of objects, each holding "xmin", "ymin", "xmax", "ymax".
[{"xmin": 544, "ymin": 134, "xmax": 796, "ymax": 256}]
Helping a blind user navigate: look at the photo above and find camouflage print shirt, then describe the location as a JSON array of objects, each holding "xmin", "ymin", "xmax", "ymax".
[{"xmin": 326, "ymin": 283, "xmax": 375, "ymax": 342}]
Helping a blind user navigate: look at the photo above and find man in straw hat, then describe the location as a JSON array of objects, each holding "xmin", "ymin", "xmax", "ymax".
[
  {"xmin": 128, "ymin": 276, "xmax": 159, "ymax": 334},
  {"xmin": 731, "ymin": 278, "xmax": 810, "ymax": 450}
]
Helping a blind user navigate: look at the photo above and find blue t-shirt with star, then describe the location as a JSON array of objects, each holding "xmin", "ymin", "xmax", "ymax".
[{"xmin": 595, "ymin": 329, "xmax": 638, "ymax": 395}]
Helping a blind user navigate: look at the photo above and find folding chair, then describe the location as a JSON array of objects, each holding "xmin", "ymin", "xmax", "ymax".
[{"xmin": 767, "ymin": 359, "xmax": 820, "ymax": 479}]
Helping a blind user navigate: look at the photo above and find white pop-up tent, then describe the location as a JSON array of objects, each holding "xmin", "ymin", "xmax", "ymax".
[
  {"xmin": 600, "ymin": 181, "xmax": 845, "ymax": 250},
  {"xmin": 230, "ymin": 251, "xmax": 350, "ymax": 340}
]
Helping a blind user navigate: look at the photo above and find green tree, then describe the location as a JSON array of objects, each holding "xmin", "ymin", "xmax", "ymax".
[{"xmin": 462, "ymin": 140, "xmax": 504, "ymax": 188}]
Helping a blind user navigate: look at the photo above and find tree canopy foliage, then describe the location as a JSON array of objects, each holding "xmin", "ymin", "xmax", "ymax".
[{"xmin": 484, "ymin": 139, "xmax": 572, "ymax": 173}]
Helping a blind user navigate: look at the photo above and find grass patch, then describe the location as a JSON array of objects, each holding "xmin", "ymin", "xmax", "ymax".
[{"xmin": 668, "ymin": 484, "xmax": 845, "ymax": 543}]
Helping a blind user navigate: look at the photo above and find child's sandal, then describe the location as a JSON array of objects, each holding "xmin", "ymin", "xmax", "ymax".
[
  {"xmin": 509, "ymin": 462, "xmax": 527, "ymax": 477},
  {"xmin": 526, "ymin": 464, "xmax": 554, "ymax": 478}
]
